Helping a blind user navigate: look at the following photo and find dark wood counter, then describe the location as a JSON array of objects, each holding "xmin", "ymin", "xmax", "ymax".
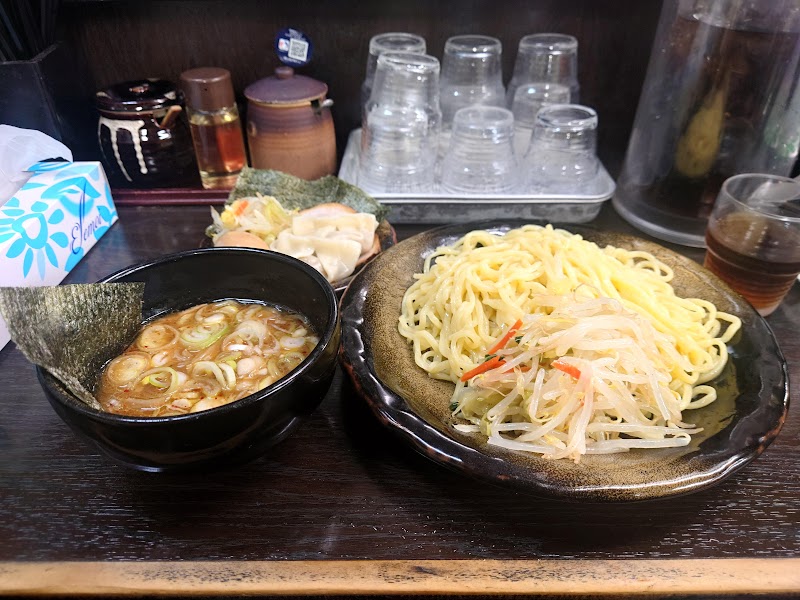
[{"xmin": 0, "ymin": 202, "xmax": 798, "ymax": 597}]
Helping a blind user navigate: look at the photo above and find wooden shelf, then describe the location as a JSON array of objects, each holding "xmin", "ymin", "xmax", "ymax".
[{"xmin": 110, "ymin": 187, "xmax": 229, "ymax": 206}]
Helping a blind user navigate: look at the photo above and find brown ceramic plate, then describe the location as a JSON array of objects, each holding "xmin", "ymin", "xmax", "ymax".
[
  {"xmin": 339, "ymin": 221, "xmax": 789, "ymax": 502},
  {"xmin": 202, "ymin": 218, "xmax": 397, "ymax": 296}
]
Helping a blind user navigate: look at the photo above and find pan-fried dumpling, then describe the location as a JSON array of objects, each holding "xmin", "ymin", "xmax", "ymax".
[
  {"xmin": 271, "ymin": 230, "xmax": 361, "ymax": 283},
  {"xmin": 291, "ymin": 212, "xmax": 378, "ymax": 254}
]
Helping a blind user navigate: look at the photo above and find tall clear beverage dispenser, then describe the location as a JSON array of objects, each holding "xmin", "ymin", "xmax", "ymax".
[{"xmin": 613, "ymin": 0, "xmax": 800, "ymax": 247}]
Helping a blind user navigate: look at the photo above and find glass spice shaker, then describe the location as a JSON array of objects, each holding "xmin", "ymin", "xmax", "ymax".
[{"xmin": 180, "ymin": 67, "xmax": 247, "ymax": 189}]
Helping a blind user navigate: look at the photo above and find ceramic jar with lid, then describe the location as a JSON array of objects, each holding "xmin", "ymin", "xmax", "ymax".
[
  {"xmin": 244, "ymin": 66, "xmax": 336, "ymax": 180},
  {"xmin": 96, "ymin": 79, "xmax": 198, "ymax": 188}
]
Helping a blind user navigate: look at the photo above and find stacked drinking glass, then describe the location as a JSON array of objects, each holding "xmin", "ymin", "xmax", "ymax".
[
  {"xmin": 358, "ymin": 52, "xmax": 442, "ymax": 193},
  {"xmin": 357, "ymin": 31, "xmax": 600, "ymax": 196}
]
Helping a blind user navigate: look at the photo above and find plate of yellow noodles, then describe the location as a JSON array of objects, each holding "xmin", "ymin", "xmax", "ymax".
[{"xmin": 339, "ymin": 221, "xmax": 789, "ymax": 502}]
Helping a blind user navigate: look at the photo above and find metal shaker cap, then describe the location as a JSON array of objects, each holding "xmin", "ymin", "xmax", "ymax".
[{"xmin": 180, "ymin": 67, "xmax": 236, "ymax": 111}]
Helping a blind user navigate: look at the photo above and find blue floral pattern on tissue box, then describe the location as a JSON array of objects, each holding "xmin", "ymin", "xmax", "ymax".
[{"xmin": 0, "ymin": 161, "xmax": 117, "ymax": 283}]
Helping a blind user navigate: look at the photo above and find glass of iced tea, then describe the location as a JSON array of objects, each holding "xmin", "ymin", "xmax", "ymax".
[{"xmin": 704, "ymin": 173, "xmax": 800, "ymax": 316}]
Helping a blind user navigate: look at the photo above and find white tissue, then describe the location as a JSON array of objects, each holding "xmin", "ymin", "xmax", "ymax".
[{"xmin": 0, "ymin": 125, "xmax": 73, "ymax": 204}]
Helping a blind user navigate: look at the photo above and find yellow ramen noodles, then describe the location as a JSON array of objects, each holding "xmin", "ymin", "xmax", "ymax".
[
  {"xmin": 398, "ymin": 225, "xmax": 741, "ymax": 461},
  {"xmin": 98, "ymin": 300, "xmax": 318, "ymax": 417}
]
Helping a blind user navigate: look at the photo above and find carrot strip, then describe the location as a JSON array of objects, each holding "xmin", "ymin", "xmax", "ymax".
[
  {"xmin": 487, "ymin": 319, "xmax": 523, "ymax": 355},
  {"xmin": 461, "ymin": 320, "xmax": 525, "ymax": 382},
  {"xmin": 233, "ymin": 199, "xmax": 249, "ymax": 216},
  {"xmin": 461, "ymin": 356, "xmax": 504, "ymax": 382},
  {"xmin": 552, "ymin": 359, "xmax": 581, "ymax": 379}
]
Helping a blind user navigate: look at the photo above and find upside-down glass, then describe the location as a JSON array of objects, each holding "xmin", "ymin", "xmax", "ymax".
[
  {"xmin": 511, "ymin": 82, "xmax": 571, "ymax": 157},
  {"xmin": 440, "ymin": 35, "xmax": 506, "ymax": 128},
  {"xmin": 358, "ymin": 52, "xmax": 441, "ymax": 194},
  {"xmin": 360, "ymin": 32, "xmax": 427, "ymax": 112},
  {"xmin": 704, "ymin": 173, "xmax": 800, "ymax": 316},
  {"xmin": 506, "ymin": 33, "xmax": 580, "ymax": 107},
  {"xmin": 524, "ymin": 104, "xmax": 598, "ymax": 193},
  {"xmin": 440, "ymin": 105, "xmax": 520, "ymax": 194}
]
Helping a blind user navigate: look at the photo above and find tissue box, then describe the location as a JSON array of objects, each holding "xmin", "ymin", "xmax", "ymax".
[{"xmin": 0, "ymin": 161, "xmax": 118, "ymax": 350}]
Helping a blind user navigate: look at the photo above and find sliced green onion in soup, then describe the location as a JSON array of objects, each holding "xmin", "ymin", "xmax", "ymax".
[
  {"xmin": 193, "ymin": 361, "xmax": 236, "ymax": 389},
  {"xmin": 213, "ymin": 301, "xmax": 241, "ymax": 315},
  {"xmin": 275, "ymin": 352, "xmax": 305, "ymax": 375},
  {"xmin": 97, "ymin": 299, "xmax": 318, "ymax": 417},
  {"xmin": 138, "ymin": 367, "xmax": 183, "ymax": 395},
  {"xmin": 137, "ymin": 367, "xmax": 187, "ymax": 398},
  {"xmin": 105, "ymin": 352, "xmax": 151, "ymax": 386},
  {"xmin": 280, "ymin": 335, "xmax": 307, "ymax": 350},
  {"xmin": 216, "ymin": 351, "xmax": 241, "ymax": 371},
  {"xmin": 179, "ymin": 321, "xmax": 230, "ymax": 350},
  {"xmin": 136, "ymin": 323, "xmax": 179, "ymax": 351},
  {"xmin": 231, "ymin": 320, "xmax": 268, "ymax": 344},
  {"xmin": 141, "ymin": 371, "xmax": 171, "ymax": 388}
]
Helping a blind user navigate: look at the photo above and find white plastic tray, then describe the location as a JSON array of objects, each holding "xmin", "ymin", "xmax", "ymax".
[{"xmin": 338, "ymin": 129, "xmax": 615, "ymax": 224}]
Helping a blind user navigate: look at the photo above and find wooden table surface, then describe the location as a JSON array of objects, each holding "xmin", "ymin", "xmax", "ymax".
[{"xmin": 0, "ymin": 202, "xmax": 798, "ymax": 598}]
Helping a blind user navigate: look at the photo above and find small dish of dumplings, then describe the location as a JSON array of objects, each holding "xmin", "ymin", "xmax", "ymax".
[{"xmin": 206, "ymin": 193, "xmax": 395, "ymax": 294}]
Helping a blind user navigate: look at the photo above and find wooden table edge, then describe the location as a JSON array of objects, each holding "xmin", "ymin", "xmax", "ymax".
[{"xmin": 0, "ymin": 558, "xmax": 798, "ymax": 596}]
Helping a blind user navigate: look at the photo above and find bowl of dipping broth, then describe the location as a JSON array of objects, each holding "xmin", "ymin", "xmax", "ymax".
[{"xmin": 37, "ymin": 247, "xmax": 340, "ymax": 472}]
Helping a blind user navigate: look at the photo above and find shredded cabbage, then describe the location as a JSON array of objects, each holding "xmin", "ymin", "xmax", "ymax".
[{"xmin": 207, "ymin": 194, "xmax": 293, "ymax": 247}]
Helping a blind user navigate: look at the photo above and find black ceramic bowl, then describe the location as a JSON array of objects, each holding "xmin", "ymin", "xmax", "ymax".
[{"xmin": 37, "ymin": 247, "xmax": 340, "ymax": 472}]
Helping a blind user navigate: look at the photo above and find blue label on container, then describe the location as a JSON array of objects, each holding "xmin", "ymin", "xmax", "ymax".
[{"xmin": 275, "ymin": 28, "xmax": 313, "ymax": 66}]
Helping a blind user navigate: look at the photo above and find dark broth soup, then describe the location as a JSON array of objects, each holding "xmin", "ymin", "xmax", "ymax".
[{"xmin": 97, "ymin": 300, "xmax": 318, "ymax": 417}]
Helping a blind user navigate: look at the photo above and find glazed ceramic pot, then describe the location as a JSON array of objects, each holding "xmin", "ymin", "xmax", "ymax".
[
  {"xmin": 244, "ymin": 67, "xmax": 336, "ymax": 180},
  {"xmin": 96, "ymin": 79, "xmax": 198, "ymax": 188}
]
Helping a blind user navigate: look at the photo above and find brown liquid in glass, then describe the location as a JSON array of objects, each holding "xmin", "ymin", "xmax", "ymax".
[
  {"xmin": 704, "ymin": 214, "xmax": 800, "ymax": 315},
  {"xmin": 189, "ymin": 118, "xmax": 246, "ymax": 189}
]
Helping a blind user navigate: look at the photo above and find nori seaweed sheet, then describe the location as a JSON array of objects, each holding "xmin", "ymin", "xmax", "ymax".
[
  {"xmin": 229, "ymin": 167, "xmax": 390, "ymax": 222},
  {"xmin": 0, "ymin": 283, "xmax": 145, "ymax": 410}
]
